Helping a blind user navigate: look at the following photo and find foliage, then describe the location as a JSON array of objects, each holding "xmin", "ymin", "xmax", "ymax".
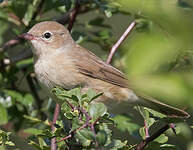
[{"xmin": 0, "ymin": 0, "xmax": 193, "ymax": 150}]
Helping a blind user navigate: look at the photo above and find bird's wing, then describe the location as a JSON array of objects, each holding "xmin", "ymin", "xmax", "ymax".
[{"xmin": 73, "ymin": 46, "xmax": 129, "ymax": 88}]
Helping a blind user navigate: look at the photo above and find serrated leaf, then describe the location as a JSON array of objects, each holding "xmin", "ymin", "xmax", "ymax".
[{"xmin": 89, "ymin": 102, "xmax": 107, "ymax": 120}]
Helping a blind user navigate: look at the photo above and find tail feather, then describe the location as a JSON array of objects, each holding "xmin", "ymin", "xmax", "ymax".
[{"xmin": 136, "ymin": 93, "xmax": 190, "ymax": 118}]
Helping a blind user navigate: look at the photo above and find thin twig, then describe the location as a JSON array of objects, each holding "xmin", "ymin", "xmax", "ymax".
[
  {"xmin": 56, "ymin": 124, "xmax": 87, "ymax": 143},
  {"xmin": 0, "ymin": 37, "xmax": 23, "ymax": 52},
  {"xmin": 51, "ymin": 104, "xmax": 60, "ymax": 150},
  {"xmin": 144, "ymin": 120, "xmax": 150, "ymax": 138},
  {"xmin": 67, "ymin": 0, "xmax": 80, "ymax": 31},
  {"xmin": 106, "ymin": 21, "xmax": 136, "ymax": 64},
  {"xmin": 55, "ymin": 4, "xmax": 90, "ymax": 25},
  {"xmin": 135, "ymin": 124, "xmax": 170, "ymax": 150}
]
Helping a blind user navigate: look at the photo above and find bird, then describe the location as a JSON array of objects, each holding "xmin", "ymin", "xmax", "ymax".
[{"xmin": 21, "ymin": 21, "xmax": 189, "ymax": 118}]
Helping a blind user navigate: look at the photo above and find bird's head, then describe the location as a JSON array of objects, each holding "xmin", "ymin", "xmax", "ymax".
[{"xmin": 21, "ymin": 21, "xmax": 74, "ymax": 56}]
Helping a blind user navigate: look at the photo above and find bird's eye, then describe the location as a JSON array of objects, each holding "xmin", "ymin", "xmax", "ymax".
[{"xmin": 43, "ymin": 32, "xmax": 52, "ymax": 39}]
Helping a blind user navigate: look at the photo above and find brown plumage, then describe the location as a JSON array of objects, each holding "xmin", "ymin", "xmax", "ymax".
[{"xmin": 22, "ymin": 21, "xmax": 190, "ymax": 118}]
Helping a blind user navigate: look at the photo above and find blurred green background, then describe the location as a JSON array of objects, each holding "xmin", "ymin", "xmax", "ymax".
[{"xmin": 0, "ymin": 0, "xmax": 193, "ymax": 149}]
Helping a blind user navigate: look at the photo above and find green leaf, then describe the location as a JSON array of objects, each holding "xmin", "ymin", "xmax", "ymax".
[
  {"xmin": 52, "ymin": 87, "xmax": 71, "ymax": 100},
  {"xmin": 4, "ymin": 141, "xmax": 15, "ymax": 146},
  {"xmin": 61, "ymin": 101, "xmax": 78, "ymax": 119},
  {"xmin": 154, "ymin": 134, "xmax": 168, "ymax": 144},
  {"xmin": 4, "ymin": 90, "xmax": 23, "ymax": 103},
  {"xmin": 78, "ymin": 128, "xmax": 96, "ymax": 141},
  {"xmin": 113, "ymin": 115, "xmax": 140, "ymax": 134},
  {"xmin": 23, "ymin": 115, "xmax": 50, "ymax": 126},
  {"xmin": 71, "ymin": 118, "xmax": 83, "ymax": 131},
  {"xmin": 96, "ymin": 130, "xmax": 107, "ymax": 146},
  {"xmin": 144, "ymin": 107, "xmax": 167, "ymax": 118},
  {"xmin": 0, "ymin": 130, "xmax": 14, "ymax": 146},
  {"xmin": 86, "ymin": 89, "xmax": 96, "ymax": 101},
  {"xmin": 139, "ymin": 127, "xmax": 146, "ymax": 140},
  {"xmin": 0, "ymin": 104, "xmax": 8, "ymax": 125},
  {"xmin": 28, "ymin": 140, "xmax": 42, "ymax": 150},
  {"xmin": 136, "ymin": 106, "xmax": 149, "ymax": 120},
  {"xmin": 23, "ymin": 93, "xmax": 34, "ymax": 106},
  {"xmin": 22, "ymin": 4, "xmax": 34, "ymax": 26},
  {"xmin": 98, "ymin": 123, "xmax": 112, "ymax": 146},
  {"xmin": 160, "ymin": 144, "xmax": 178, "ymax": 150},
  {"xmin": 52, "ymin": 87, "xmax": 81, "ymax": 104},
  {"xmin": 86, "ymin": 89, "xmax": 103, "ymax": 102},
  {"xmin": 24, "ymin": 128, "xmax": 43, "ymax": 136},
  {"xmin": 89, "ymin": 102, "xmax": 107, "ymax": 120},
  {"xmin": 75, "ymin": 131, "xmax": 91, "ymax": 147},
  {"xmin": 106, "ymin": 139, "xmax": 126, "ymax": 150},
  {"xmin": 91, "ymin": 93, "xmax": 103, "ymax": 101}
]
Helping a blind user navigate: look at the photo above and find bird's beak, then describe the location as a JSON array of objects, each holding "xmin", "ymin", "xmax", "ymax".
[{"xmin": 19, "ymin": 33, "xmax": 36, "ymax": 41}]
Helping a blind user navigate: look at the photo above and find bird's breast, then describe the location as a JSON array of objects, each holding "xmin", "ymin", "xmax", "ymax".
[{"xmin": 34, "ymin": 54, "xmax": 87, "ymax": 91}]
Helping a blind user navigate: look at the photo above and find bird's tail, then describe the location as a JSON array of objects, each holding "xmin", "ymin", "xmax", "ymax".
[{"xmin": 136, "ymin": 93, "xmax": 190, "ymax": 118}]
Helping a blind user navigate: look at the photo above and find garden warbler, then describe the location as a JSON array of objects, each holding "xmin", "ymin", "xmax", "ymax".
[{"xmin": 22, "ymin": 21, "xmax": 189, "ymax": 118}]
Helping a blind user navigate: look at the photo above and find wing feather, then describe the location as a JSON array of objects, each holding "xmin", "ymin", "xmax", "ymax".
[{"xmin": 72, "ymin": 46, "xmax": 128, "ymax": 88}]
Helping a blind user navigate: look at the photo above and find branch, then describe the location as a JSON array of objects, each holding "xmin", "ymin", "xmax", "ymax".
[
  {"xmin": 51, "ymin": 104, "xmax": 60, "ymax": 150},
  {"xmin": 67, "ymin": 0, "xmax": 80, "ymax": 31},
  {"xmin": 54, "ymin": 4, "xmax": 91, "ymax": 25},
  {"xmin": 106, "ymin": 21, "xmax": 136, "ymax": 64},
  {"xmin": 135, "ymin": 124, "xmax": 170, "ymax": 150},
  {"xmin": 0, "ymin": 37, "xmax": 23, "ymax": 52}
]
